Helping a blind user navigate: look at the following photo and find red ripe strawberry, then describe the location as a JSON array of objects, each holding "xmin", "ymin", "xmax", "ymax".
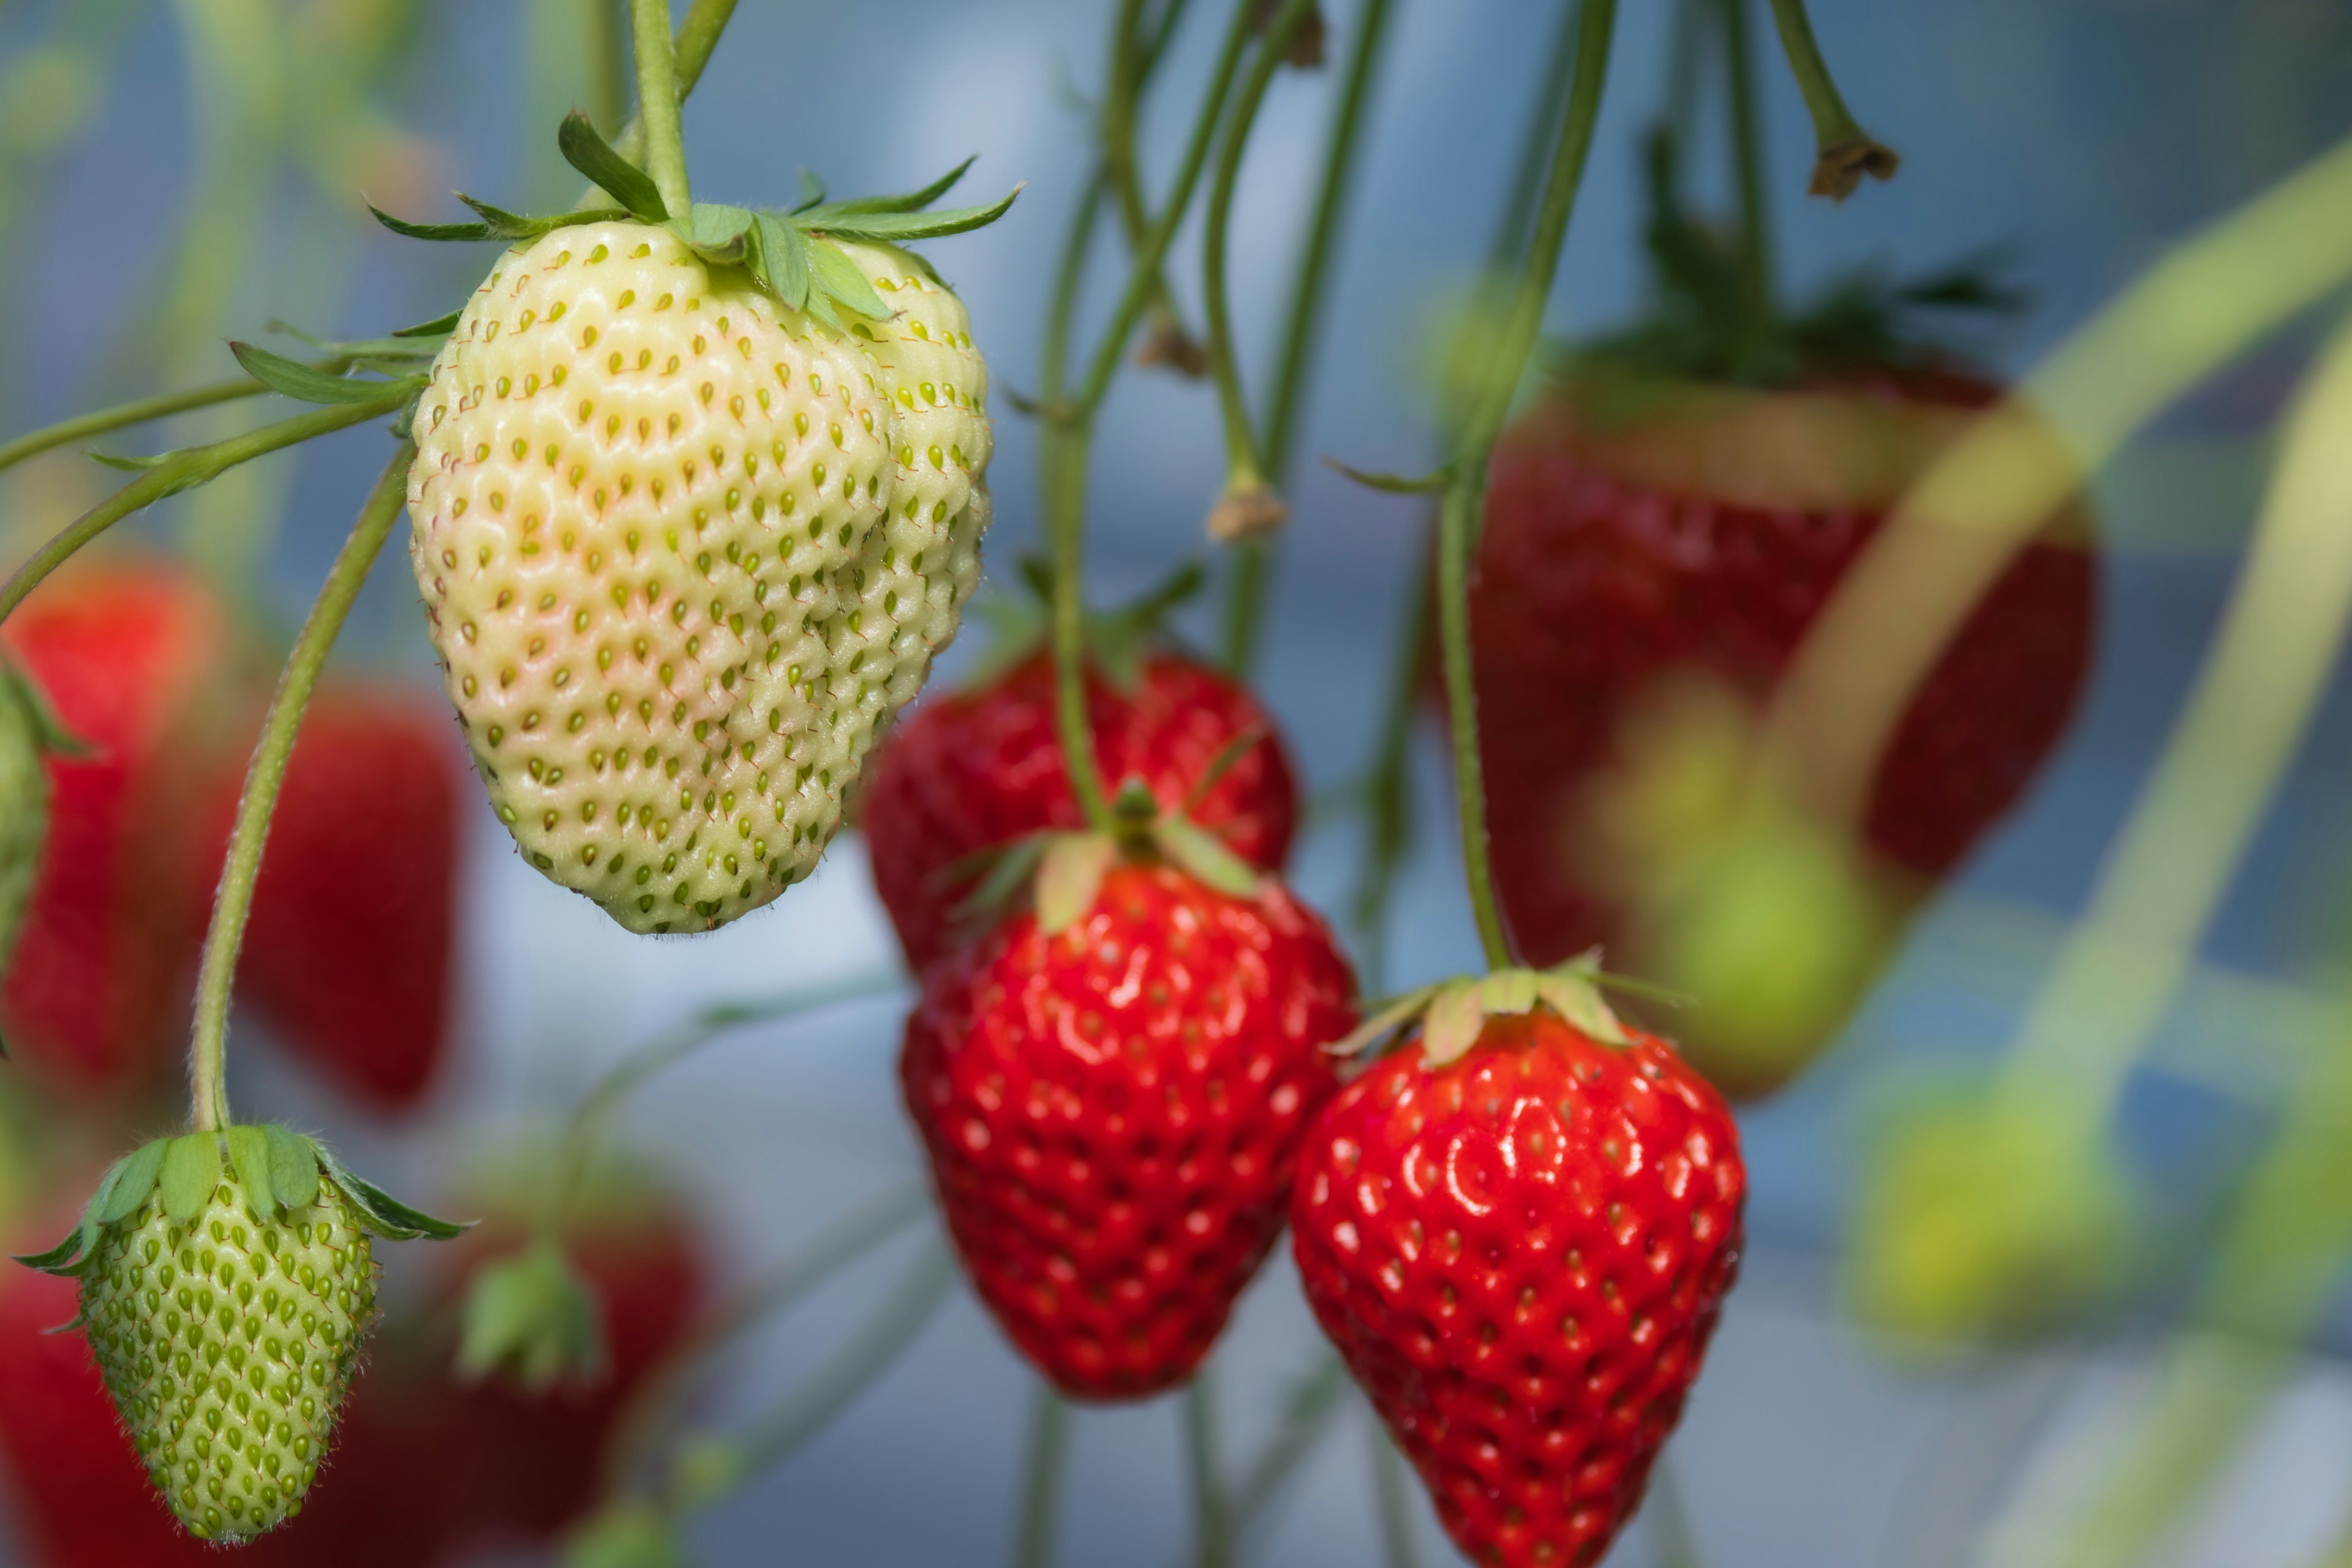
[
  {"xmin": 194, "ymin": 684, "xmax": 464, "ymax": 1112},
  {"xmin": 901, "ymin": 859, "xmax": 1354, "ymax": 1400},
  {"xmin": 437, "ymin": 1182, "xmax": 709, "ymax": 1544},
  {"xmin": 1468, "ymin": 368, "xmax": 2094, "ymax": 1091},
  {"xmin": 1293, "ymin": 1003, "xmax": 1745, "ymax": 1568},
  {"xmin": 0, "ymin": 563, "xmax": 238, "ymax": 1095},
  {"xmin": 864, "ymin": 651, "xmax": 1297, "ymax": 970}
]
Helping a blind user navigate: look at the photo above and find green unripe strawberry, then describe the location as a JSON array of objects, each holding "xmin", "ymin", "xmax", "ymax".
[
  {"xmin": 14, "ymin": 1125, "xmax": 463, "ymax": 1542},
  {"xmin": 407, "ymin": 219, "xmax": 993, "ymax": 934}
]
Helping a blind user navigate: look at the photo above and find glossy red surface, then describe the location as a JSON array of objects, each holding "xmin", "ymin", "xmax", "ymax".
[
  {"xmin": 864, "ymin": 652, "xmax": 1297, "ymax": 970},
  {"xmin": 1293, "ymin": 1012, "xmax": 1745, "ymax": 1567},
  {"xmin": 902, "ymin": 863, "xmax": 1353, "ymax": 1400}
]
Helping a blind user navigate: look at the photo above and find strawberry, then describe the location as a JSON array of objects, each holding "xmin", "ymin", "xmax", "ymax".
[
  {"xmin": 901, "ymin": 843, "xmax": 1354, "ymax": 1400},
  {"xmin": 15, "ymin": 1125, "xmax": 462, "ymax": 1542},
  {"xmin": 194, "ymin": 684, "xmax": 463, "ymax": 1112},
  {"xmin": 1292, "ymin": 968, "xmax": 1746, "ymax": 1568},
  {"xmin": 407, "ymin": 215, "xmax": 994, "ymax": 934},
  {"xmin": 864, "ymin": 649, "xmax": 1298, "ymax": 970},
  {"xmin": 0, "ymin": 563, "xmax": 239, "ymax": 1094}
]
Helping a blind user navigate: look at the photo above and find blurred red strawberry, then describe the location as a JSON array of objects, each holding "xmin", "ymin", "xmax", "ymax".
[
  {"xmin": 865, "ymin": 649, "xmax": 1297, "ymax": 970},
  {"xmin": 195, "ymin": 684, "xmax": 464, "ymax": 1112},
  {"xmin": 0, "ymin": 562, "xmax": 239, "ymax": 1096}
]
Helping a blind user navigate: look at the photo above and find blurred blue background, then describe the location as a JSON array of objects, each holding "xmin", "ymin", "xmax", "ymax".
[{"xmin": 6, "ymin": 1, "xmax": 2352, "ymax": 1563}]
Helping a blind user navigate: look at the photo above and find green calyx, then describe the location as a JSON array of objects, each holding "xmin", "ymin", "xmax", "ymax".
[
  {"xmin": 1330, "ymin": 951, "xmax": 1680, "ymax": 1068},
  {"xmin": 953, "ymin": 775, "xmax": 1268, "ymax": 943},
  {"xmin": 374, "ymin": 111, "xmax": 1020, "ymax": 333},
  {"xmin": 1573, "ymin": 126, "xmax": 2020, "ymax": 388},
  {"xmin": 15, "ymin": 1126, "xmax": 467, "ymax": 1278},
  {"xmin": 457, "ymin": 1239, "xmax": 606, "ymax": 1393}
]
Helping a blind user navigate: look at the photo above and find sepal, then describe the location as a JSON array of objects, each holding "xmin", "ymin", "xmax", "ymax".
[
  {"xmin": 456, "ymin": 1241, "xmax": 606, "ymax": 1392},
  {"xmin": 559, "ymin": 110, "xmax": 669, "ymax": 220},
  {"xmin": 1324, "ymin": 953, "xmax": 1644, "ymax": 1067},
  {"xmin": 229, "ymin": 342, "xmax": 424, "ymax": 407},
  {"xmin": 312, "ymin": 1139, "xmax": 470, "ymax": 1240}
]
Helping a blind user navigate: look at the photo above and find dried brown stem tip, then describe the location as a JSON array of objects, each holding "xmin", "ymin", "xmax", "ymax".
[
  {"xmin": 1207, "ymin": 487, "xmax": 1292, "ymax": 543},
  {"xmin": 1247, "ymin": 0, "xmax": 1328, "ymax": 67},
  {"xmin": 1135, "ymin": 315, "xmax": 1210, "ymax": 377},
  {"xmin": 1810, "ymin": 137, "xmax": 1901, "ymax": 201}
]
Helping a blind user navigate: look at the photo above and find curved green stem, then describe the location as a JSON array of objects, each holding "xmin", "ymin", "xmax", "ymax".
[
  {"xmin": 1013, "ymin": 1384, "xmax": 1071, "ymax": 1568},
  {"xmin": 1369, "ymin": 1425, "xmax": 1422, "ymax": 1568},
  {"xmin": 1042, "ymin": 176, "xmax": 1107, "ymax": 407},
  {"xmin": 1202, "ymin": 0, "xmax": 1314, "ymax": 503},
  {"xmin": 1486, "ymin": 1, "xmax": 1588, "ymax": 278},
  {"xmin": 1436, "ymin": 0, "xmax": 1619, "ymax": 972},
  {"xmin": 189, "ymin": 440, "xmax": 412, "ymax": 1131},
  {"xmin": 0, "ymin": 391, "xmax": 401, "ymax": 626},
  {"xmin": 1763, "ymin": 0, "xmax": 1895, "ymax": 195},
  {"xmin": 1185, "ymin": 1374, "xmax": 1233, "ymax": 1568},
  {"xmin": 1719, "ymin": 0, "xmax": 1774, "ymax": 359},
  {"xmin": 629, "ymin": 0, "xmax": 691, "ymax": 216},
  {"xmin": 1044, "ymin": 424, "xmax": 1115, "ymax": 830},
  {"xmin": 0, "ymin": 375, "xmax": 269, "ymax": 476},
  {"xmin": 539, "ymin": 969, "xmax": 905, "ymax": 1244},
  {"xmin": 1229, "ymin": 1356, "xmax": 1349, "ymax": 1553},
  {"xmin": 1076, "ymin": 0, "xmax": 1264, "ymax": 417},
  {"xmin": 1346, "ymin": 547, "xmax": 1431, "ymax": 993},
  {"xmin": 1104, "ymin": 0, "xmax": 1204, "ymax": 369}
]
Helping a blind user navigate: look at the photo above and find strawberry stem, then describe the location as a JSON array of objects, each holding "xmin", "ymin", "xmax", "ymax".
[
  {"xmin": 1435, "ymin": 0, "xmax": 1619, "ymax": 973},
  {"xmin": 1012, "ymin": 1385, "xmax": 1071, "ymax": 1568},
  {"xmin": 189, "ymin": 442, "xmax": 413, "ymax": 1132},
  {"xmin": 1184, "ymin": 1374, "xmax": 1234, "ymax": 1568},
  {"xmin": 1105, "ymin": 0, "xmax": 1207, "ymax": 377},
  {"xmin": 1222, "ymin": 0, "xmax": 1402, "ymax": 676},
  {"xmin": 0, "ymin": 374, "xmax": 272, "ymax": 476},
  {"xmin": 1721, "ymin": 0, "xmax": 1777, "ymax": 358},
  {"xmin": 628, "ymin": 0, "xmax": 692, "ymax": 217},
  {"xmin": 1763, "ymin": 0, "xmax": 1898, "ymax": 198},
  {"xmin": 1369, "ymin": 1424, "xmax": 1422, "ymax": 1568}
]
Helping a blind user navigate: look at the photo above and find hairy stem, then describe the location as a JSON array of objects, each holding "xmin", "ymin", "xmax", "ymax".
[
  {"xmin": 189, "ymin": 441, "xmax": 411, "ymax": 1131},
  {"xmin": 1202, "ymin": 0, "xmax": 1316, "ymax": 502},
  {"xmin": 1764, "ymin": 0, "xmax": 1895, "ymax": 195},
  {"xmin": 1185, "ymin": 1374, "xmax": 1233, "ymax": 1568},
  {"xmin": 1436, "ymin": 0, "xmax": 1618, "ymax": 972},
  {"xmin": 0, "ymin": 374, "xmax": 269, "ymax": 475},
  {"xmin": 0, "ymin": 393, "xmax": 402, "ymax": 630},
  {"xmin": 1013, "ymin": 1384, "xmax": 1072, "ymax": 1568},
  {"xmin": 1220, "ymin": 0, "xmax": 1401, "ymax": 676},
  {"xmin": 540, "ymin": 970, "xmax": 904, "ymax": 1243},
  {"xmin": 600, "ymin": 0, "xmax": 736, "ymax": 183},
  {"xmin": 629, "ymin": 0, "xmax": 692, "ymax": 214},
  {"xmin": 1719, "ymin": 0, "xmax": 1775, "ymax": 355}
]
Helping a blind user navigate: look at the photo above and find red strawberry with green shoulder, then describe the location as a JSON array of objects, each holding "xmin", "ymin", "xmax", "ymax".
[
  {"xmin": 1463, "ymin": 129, "xmax": 2095, "ymax": 1098},
  {"xmin": 900, "ymin": 786, "xmax": 1352, "ymax": 1399},
  {"xmin": 1292, "ymin": 959, "xmax": 1745, "ymax": 1567},
  {"xmin": 865, "ymin": 568, "xmax": 1298, "ymax": 970}
]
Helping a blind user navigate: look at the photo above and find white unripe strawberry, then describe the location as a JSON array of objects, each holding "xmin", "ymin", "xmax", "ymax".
[{"xmin": 407, "ymin": 221, "xmax": 992, "ymax": 933}]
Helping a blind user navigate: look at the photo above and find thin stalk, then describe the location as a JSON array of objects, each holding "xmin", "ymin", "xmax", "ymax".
[
  {"xmin": 539, "ymin": 969, "xmax": 905, "ymax": 1243},
  {"xmin": 1346, "ymin": 556, "xmax": 1432, "ymax": 994},
  {"xmin": 1140, "ymin": 0, "xmax": 1197, "ymax": 75},
  {"xmin": 671, "ymin": 1243, "xmax": 956, "ymax": 1509},
  {"xmin": 1435, "ymin": 0, "xmax": 1619, "ymax": 971},
  {"xmin": 1042, "ymin": 176, "xmax": 1108, "ymax": 407},
  {"xmin": 1763, "ymin": 0, "xmax": 1896, "ymax": 197},
  {"xmin": 1229, "ymin": 1356, "xmax": 1350, "ymax": 1551},
  {"xmin": 0, "ymin": 393, "xmax": 404, "ymax": 628},
  {"xmin": 1202, "ymin": 0, "xmax": 1316, "ymax": 503},
  {"xmin": 1647, "ymin": 1458, "xmax": 1705, "ymax": 1568},
  {"xmin": 1719, "ymin": 0, "xmax": 1774, "ymax": 355},
  {"xmin": 1076, "ymin": 0, "xmax": 1265, "ymax": 417},
  {"xmin": 189, "ymin": 442, "xmax": 412, "ymax": 1130},
  {"xmin": 1221, "ymin": 0, "xmax": 1402, "ymax": 676},
  {"xmin": 602, "ymin": 0, "xmax": 737, "ymax": 175},
  {"xmin": 1044, "ymin": 424, "xmax": 1115, "ymax": 830},
  {"xmin": 0, "ymin": 374, "xmax": 270, "ymax": 475},
  {"xmin": 1485, "ymin": 0, "xmax": 1588, "ymax": 277},
  {"xmin": 1185, "ymin": 1374, "xmax": 1234, "ymax": 1568},
  {"xmin": 629, "ymin": 0, "xmax": 692, "ymax": 216},
  {"xmin": 1012, "ymin": 1384, "xmax": 1072, "ymax": 1568},
  {"xmin": 592, "ymin": 0, "xmax": 630, "ymax": 132},
  {"xmin": 1103, "ymin": 0, "xmax": 1200, "ymax": 365},
  {"xmin": 1369, "ymin": 1425, "xmax": 1422, "ymax": 1568}
]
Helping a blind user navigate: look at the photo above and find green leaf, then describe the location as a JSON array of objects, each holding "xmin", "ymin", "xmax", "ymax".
[
  {"xmin": 1533, "ymin": 971, "xmax": 1631, "ymax": 1047},
  {"xmin": 369, "ymin": 204, "xmax": 492, "ymax": 242},
  {"xmin": 457, "ymin": 1245, "xmax": 606, "ymax": 1391},
  {"xmin": 86, "ymin": 450, "xmax": 172, "ymax": 472},
  {"xmin": 12, "ymin": 1223, "xmax": 89, "ymax": 1275},
  {"xmin": 229, "ymin": 342, "xmax": 413, "ymax": 407},
  {"xmin": 1182, "ymin": 725, "xmax": 1267, "ymax": 816},
  {"xmin": 1036, "ymin": 834, "xmax": 1117, "ymax": 936},
  {"xmin": 806, "ymin": 239, "xmax": 892, "ymax": 322},
  {"xmin": 312, "ymin": 1140, "xmax": 468, "ymax": 1240},
  {"xmin": 2, "ymin": 661, "xmax": 89, "ymax": 758},
  {"xmin": 948, "ymin": 834, "xmax": 1049, "ymax": 929},
  {"xmin": 677, "ymin": 203, "xmax": 754, "ymax": 265},
  {"xmin": 159, "ymin": 1133, "xmax": 221, "ymax": 1223},
  {"xmin": 1155, "ymin": 818, "xmax": 1263, "ymax": 901},
  {"xmin": 1324, "ymin": 985, "xmax": 1439, "ymax": 1059},
  {"xmin": 557, "ymin": 109, "xmax": 668, "ymax": 220},
  {"xmin": 225, "ymin": 1125, "xmax": 275, "ymax": 1216},
  {"xmin": 263, "ymin": 1125, "xmax": 320, "ymax": 1210},
  {"xmin": 390, "ymin": 307, "xmax": 464, "ymax": 338},
  {"xmin": 808, "ymin": 185, "xmax": 1023, "ymax": 244},
  {"xmin": 804, "ymin": 156, "xmax": 976, "ymax": 219},
  {"xmin": 1479, "ymin": 968, "xmax": 1540, "ymax": 1017},
  {"xmin": 1324, "ymin": 457, "xmax": 1452, "ymax": 494},
  {"xmin": 97, "ymin": 1139, "xmax": 167, "ymax": 1224},
  {"xmin": 1421, "ymin": 980, "xmax": 1487, "ymax": 1066},
  {"xmin": 793, "ymin": 169, "xmax": 829, "ymax": 213},
  {"xmin": 756, "ymin": 213, "xmax": 811, "ymax": 312}
]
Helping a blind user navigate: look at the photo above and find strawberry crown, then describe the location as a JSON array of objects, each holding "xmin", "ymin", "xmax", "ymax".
[
  {"xmin": 15, "ymin": 1125, "xmax": 467, "ymax": 1280},
  {"xmin": 372, "ymin": 111, "xmax": 1020, "ymax": 333},
  {"xmin": 1330, "ymin": 953, "xmax": 1683, "ymax": 1069}
]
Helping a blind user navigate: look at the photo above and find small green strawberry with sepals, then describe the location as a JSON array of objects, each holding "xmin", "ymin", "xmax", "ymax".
[
  {"xmin": 372, "ymin": 113, "xmax": 1017, "ymax": 933},
  {"xmin": 13, "ymin": 1124, "xmax": 464, "ymax": 1542},
  {"xmin": 0, "ymin": 657, "xmax": 85, "ymax": 985}
]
